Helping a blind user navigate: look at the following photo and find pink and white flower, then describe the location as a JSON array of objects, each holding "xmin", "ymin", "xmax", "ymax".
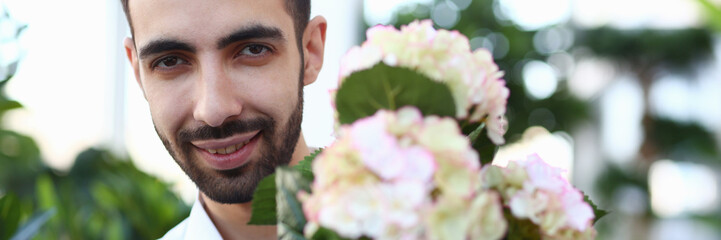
[
  {"xmin": 482, "ymin": 154, "xmax": 597, "ymax": 239},
  {"xmin": 301, "ymin": 107, "xmax": 506, "ymax": 239},
  {"xmin": 338, "ymin": 20, "xmax": 510, "ymax": 144}
]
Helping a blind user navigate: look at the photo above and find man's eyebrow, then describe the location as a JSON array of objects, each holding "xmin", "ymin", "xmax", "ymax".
[
  {"xmin": 139, "ymin": 39, "xmax": 196, "ymax": 60},
  {"xmin": 217, "ymin": 24, "xmax": 286, "ymax": 50}
]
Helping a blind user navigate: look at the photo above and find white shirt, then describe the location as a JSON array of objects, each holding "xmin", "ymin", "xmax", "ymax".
[{"xmin": 160, "ymin": 197, "xmax": 223, "ymax": 240}]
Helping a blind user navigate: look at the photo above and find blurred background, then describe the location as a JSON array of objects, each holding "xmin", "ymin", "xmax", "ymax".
[{"xmin": 1, "ymin": 0, "xmax": 720, "ymax": 239}]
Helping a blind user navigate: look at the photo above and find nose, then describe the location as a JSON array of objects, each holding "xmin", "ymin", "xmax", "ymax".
[{"xmin": 193, "ymin": 65, "xmax": 242, "ymax": 127}]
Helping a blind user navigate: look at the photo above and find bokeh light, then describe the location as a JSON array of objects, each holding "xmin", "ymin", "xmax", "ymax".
[
  {"xmin": 430, "ymin": 0, "xmax": 460, "ymax": 28},
  {"xmin": 568, "ymin": 57, "xmax": 615, "ymax": 100},
  {"xmin": 523, "ymin": 60, "xmax": 558, "ymax": 100},
  {"xmin": 650, "ymin": 75, "xmax": 694, "ymax": 123},
  {"xmin": 470, "ymin": 32, "xmax": 509, "ymax": 59},
  {"xmin": 600, "ymin": 76, "xmax": 644, "ymax": 164},
  {"xmin": 533, "ymin": 26, "xmax": 574, "ymax": 55},
  {"xmin": 649, "ymin": 160, "xmax": 719, "ymax": 218},
  {"xmin": 496, "ymin": 0, "xmax": 572, "ymax": 30},
  {"xmin": 573, "ymin": 0, "xmax": 703, "ymax": 29}
]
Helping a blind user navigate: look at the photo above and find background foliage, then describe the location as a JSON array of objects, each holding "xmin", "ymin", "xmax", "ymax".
[
  {"xmin": 382, "ymin": 0, "xmax": 721, "ymax": 239},
  {"xmin": 0, "ymin": 81, "xmax": 190, "ymax": 239},
  {"xmin": 0, "ymin": 8, "xmax": 189, "ymax": 239}
]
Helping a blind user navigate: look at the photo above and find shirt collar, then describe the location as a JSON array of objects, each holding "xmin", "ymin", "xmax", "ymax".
[{"xmin": 183, "ymin": 195, "xmax": 223, "ymax": 240}]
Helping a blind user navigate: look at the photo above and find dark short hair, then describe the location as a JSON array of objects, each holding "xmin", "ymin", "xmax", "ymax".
[{"xmin": 120, "ymin": 0, "xmax": 311, "ymax": 46}]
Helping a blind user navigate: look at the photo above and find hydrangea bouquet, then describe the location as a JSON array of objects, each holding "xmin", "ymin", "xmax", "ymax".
[{"xmin": 248, "ymin": 20, "xmax": 606, "ymax": 240}]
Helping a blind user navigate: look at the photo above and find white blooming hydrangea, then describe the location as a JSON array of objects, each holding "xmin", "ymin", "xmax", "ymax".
[
  {"xmin": 300, "ymin": 107, "xmax": 506, "ymax": 239},
  {"xmin": 424, "ymin": 190, "xmax": 507, "ymax": 240},
  {"xmin": 481, "ymin": 154, "xmax": 597, "ymax": 239},
  {"xmin": 338, "ymin": 20, "xmax": 510, "ymax": 144}
]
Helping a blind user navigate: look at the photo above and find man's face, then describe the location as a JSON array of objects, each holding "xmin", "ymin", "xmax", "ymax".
[{"xmin": 127, "ymin": 0, "xmax": 304, "ymax": 203}]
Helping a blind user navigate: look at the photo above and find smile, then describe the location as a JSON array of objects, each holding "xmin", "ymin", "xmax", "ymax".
[
  {"xmin": 204, "ymin": 139, "xmax": 251, "ymax": 154},
  {"xmin": 190, "ymin": 130, "xmax": 262, "ymax": 170}
]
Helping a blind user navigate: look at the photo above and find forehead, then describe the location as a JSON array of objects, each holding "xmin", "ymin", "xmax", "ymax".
[{"xmin": 129, "ymin": 0, "xmax": 292, "ymax": 48}]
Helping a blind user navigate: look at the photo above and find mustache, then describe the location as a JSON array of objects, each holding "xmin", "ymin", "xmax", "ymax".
[{"xmin": 178, "ymin": 118, "xmax": 273, "ymax": 142}]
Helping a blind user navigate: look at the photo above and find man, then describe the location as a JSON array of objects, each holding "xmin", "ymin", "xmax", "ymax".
[{"xmin": 120, "ymin": 0, "xmax": 327, "ymax": 238}]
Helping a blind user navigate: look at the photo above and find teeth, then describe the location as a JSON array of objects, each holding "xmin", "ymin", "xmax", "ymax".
[
  {"xmin": 206, "ymin": 139, "xmax": 251, "ymax": 155},
  {"xmin": 225, "ymin": 145, "xmax": 235, "ymax": 154}
]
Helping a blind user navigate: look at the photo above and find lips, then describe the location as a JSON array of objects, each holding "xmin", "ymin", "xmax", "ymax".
[{"xmin": 190, "ymin": 130, "xmax": 261, "ymax": 170}]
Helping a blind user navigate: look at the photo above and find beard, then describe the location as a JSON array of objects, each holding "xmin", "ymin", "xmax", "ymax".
[{"xmin": 155, "ymin": 81, "xmax": 304, "ymax": 204}]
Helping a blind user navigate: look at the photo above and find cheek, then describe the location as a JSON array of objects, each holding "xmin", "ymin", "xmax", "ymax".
[
  {"xmin": 266, "ymin": 73, "xmax": 300, "ymax": 115},
  {"xmin": 143, "ymin": 81, "xmax": 194, "ymax": 140},
  {"xmin": 237, "ymin": 56, "xmax": 301, "ymax": 119}
]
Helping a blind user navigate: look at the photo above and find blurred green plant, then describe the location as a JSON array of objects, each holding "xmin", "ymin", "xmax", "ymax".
[
  {"xmin": 697, "ymin": 0, "xmax": 721, "ymax": 32},
  {"xmin": 0, "ymin": 6, "xmax": 189, "ymax": 239},
  {"xmin": 0, "ymin": 89, "xmax": 190, "ymax": 240},
  {"xmin": 576, "ymin": 6, "xmax": 720, "ymax": 240},
  {"xmin": 577, "ymin": 26, "xmax": 716, "ymax": 161},
  {"xmin": 383, "ymin": 1, "xmax": 721, "ymax": 239},
  {"xmin": 0, "ymin": 100, "xmax": 190, "ymax": 239},
  {"xmin": 28, "ymin": 149, "xmax": 190, "ymax": 239}
]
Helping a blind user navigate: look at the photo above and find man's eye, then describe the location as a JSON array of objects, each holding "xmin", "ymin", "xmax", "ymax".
[
  {"xmin": 153, "ymin": 56, "xmax": 189, "ymax": 69},
  {"xmin": 238, "ymin": 44, "xmax": 271, "ymax": 57}
]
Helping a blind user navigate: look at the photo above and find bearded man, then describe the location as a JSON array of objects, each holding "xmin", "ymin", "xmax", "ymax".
[{"xmin": 120, "ymin": 0, "xmax": 327, "ymax": 238}]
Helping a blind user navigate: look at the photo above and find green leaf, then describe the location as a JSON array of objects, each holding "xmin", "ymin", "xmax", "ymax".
[
  {"xmin": 10, "ymin": 208, "xmax": 56, "ymax": 240},
  {"xmin": 91, "ymin": 182, "xmax": 120, "ymax": 211},
  {"xmin": 582, "ymin": 191, "xmax": 609, "ymax": 225},
  {"xmin": 0, "ymin": 100, "xmax": 22, "ymax": 112},
  {"xmin": 276, "ymin": 167, "xmax": 312, "ymax": 233},
  {"xmin": 35, "ymin": 174, "xmax": 58, "ymax": 211},
  {"xmin": 0, "ymin": 193, "xmax": 22, "ymax": 239},
  {"xmin": 103, "ymin": 218, "xmax": 125, "ymax": 240},
  {"xmin": 247, "ymin": 172, "xmax": 279, "ymax": 225},
  {"xmin": 248, "ymin": 150, "xmax": 322, "ymax": 225},
  {"xmin": 1, "ymin": 74, "xmax": 11, "ymax": 84},
  {"xmin": 463, "ymin": 122, "xmax": 498, "ymax": 166},
  {"xmin": 1, "ymin": 62, "xmax": 19, "ymax": 84},
  {"xmin": 278, "ymin": 222, "xmax": 307, "ymax": 240},
  {"xmin": 335, "ymin": 63, "xmax": 456, "ymax": 125},
  {"xmin": 502, "ymin": 207, "xmax": 542, "ymax": 240},
  {"xmin": 697, "ymin": 0, "xmax": 721, "ymax": 32},
  {"xmin": 466, "ymin": 122, "xmax": 485, "ymax": 143},
  {"xmin": 310, "ymin": 227, "xmax": 347, "ymax": 240},
  {"xmin": 296, "ymin": 148, "xmax": 322, "ymax": 180}
]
